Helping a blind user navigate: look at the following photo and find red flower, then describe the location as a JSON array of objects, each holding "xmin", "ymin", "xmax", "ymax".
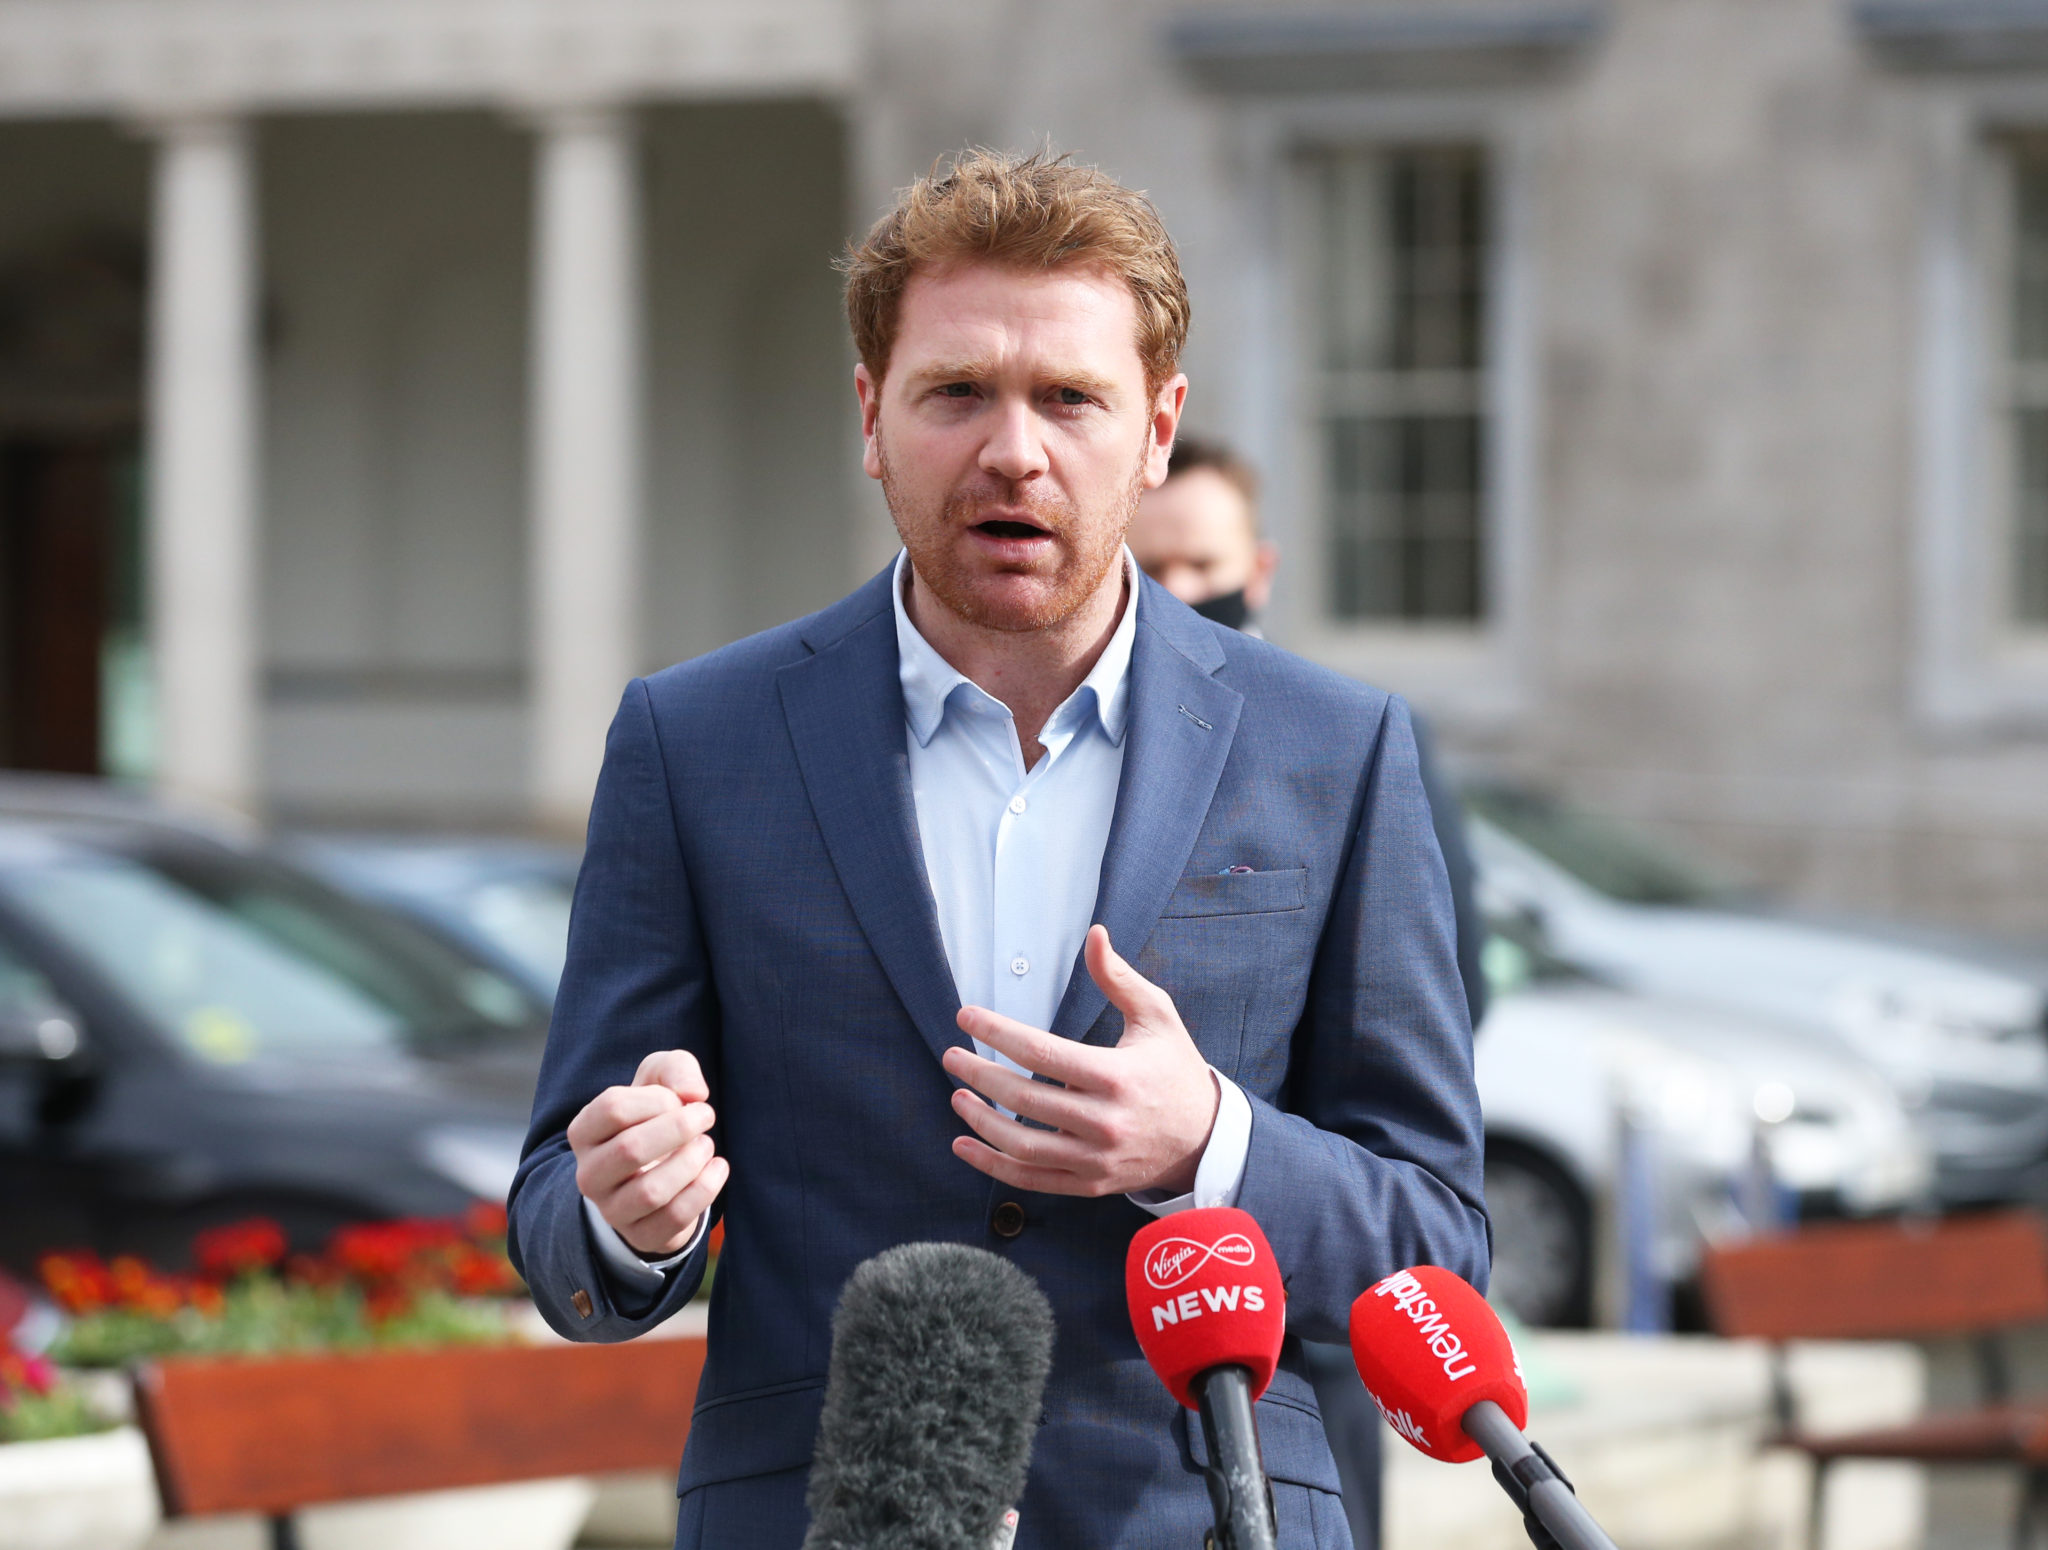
[
  {"xmin": 326, "ymin": 1217, "xmax": 477, "ymax": 1290},
  {"xmin": 38, "ymin": 1251, "xmax": 117, "ymax": 1315},
  {"xmin": 327, "ymin": 1223, "xmax": 414, "ymax": 1282},
  {"xmin": 0, "ymin": 1343, "xmax": 55, "ymax": 1402},
  {"xmin": 17, "ymin": 1353, "xmax": 53, "ymax": 1396},
  {"xmin": 108, "ymin": 1255, "xmax": 189, "ymax": 1316},
  {"xmin": 194, "ymin": 1218, "xmax": 287, "ymax": 1281},
  {"xmin": 449, "ymin": 1244, "xmax": 518, "ymax": 1296},
  {"xmin": 463, "ymin": 1201, "xmax": 508, "ymax": 1241}
]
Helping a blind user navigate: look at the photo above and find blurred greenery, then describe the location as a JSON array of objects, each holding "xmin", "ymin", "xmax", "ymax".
[
  {"xmin": 0, "ymin": 1386, "xmax": 114, "ymax": 1445},
  {"xmin": 51, "ymin": 1279, "xmax": 514, "ymax": 1369}
]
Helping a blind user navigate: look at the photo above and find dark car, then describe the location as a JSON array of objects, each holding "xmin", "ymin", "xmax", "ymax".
[{"xmin": 0, "ymin": 778, "xmax": 548, "ymax": 1277}]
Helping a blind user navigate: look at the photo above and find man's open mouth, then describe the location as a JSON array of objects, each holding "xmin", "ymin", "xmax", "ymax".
[{"xmin": 974, "ymin": 519, "xmax": 1051, "ymax": 540}]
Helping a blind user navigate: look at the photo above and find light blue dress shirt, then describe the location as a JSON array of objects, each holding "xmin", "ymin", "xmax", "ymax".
[{"xmin": 586, "ymin": 548, "xmax": 1249, "ymax": 1290}]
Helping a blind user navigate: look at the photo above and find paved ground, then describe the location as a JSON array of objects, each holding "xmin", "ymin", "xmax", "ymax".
[
  {"xmin": 1925, "ymin": 1470, "xmax": 2019, "ymax": 1550},
  {"xmin": 1915, "ymin": 1326, "xmax": 2048, "ymax": 1550}
]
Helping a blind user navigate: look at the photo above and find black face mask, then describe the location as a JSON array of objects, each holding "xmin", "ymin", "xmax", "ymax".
[{"xmin": 1191, "ymin": 588, "xmax": 1252, "ymax": 632}]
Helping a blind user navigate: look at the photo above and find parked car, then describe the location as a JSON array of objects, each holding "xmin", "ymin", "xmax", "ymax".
[
  {"xmin": 1467, "ymin": 783, "xmax": 2048, "ymax": 1207},
  {"xmin": 1476, "ymin": 917, "xmax": 1932, "ymax": 1327},
  {"xmin": 0, "ymin": 777, "xmax": 545, "ymax": 1277},
  {"xmin": 290, "ymin": 836, "xmax": 579, "ymax": 1005}
]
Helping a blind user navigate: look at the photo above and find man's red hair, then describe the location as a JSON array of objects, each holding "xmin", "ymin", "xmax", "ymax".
[{"xmin": 840, "ymin": 147, "xmax": 1191, "ymax": 397}]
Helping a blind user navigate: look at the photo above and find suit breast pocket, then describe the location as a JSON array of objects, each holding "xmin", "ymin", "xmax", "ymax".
[{"xmin": 1159, "ymin": 866, "xmax": 1308, "ymax": 919}]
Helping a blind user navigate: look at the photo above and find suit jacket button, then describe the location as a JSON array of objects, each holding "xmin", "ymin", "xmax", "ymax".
[
  {"xmin": 571, "ymin": 1289, "xmax": 594, "ymax": 1319},
  {"xmin": 992, "ymin": 1201, "xmax": 1026, "ymax": 1239}
]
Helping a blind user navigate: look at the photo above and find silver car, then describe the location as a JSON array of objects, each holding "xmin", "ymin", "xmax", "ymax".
[
  {"xmin": 1477, "ymin": 925, "xmax": 1931, "ymax": 1327},
  {"xmin": 1468, "ymin": 784, "xmax": 2048, "ymax": 1206}
]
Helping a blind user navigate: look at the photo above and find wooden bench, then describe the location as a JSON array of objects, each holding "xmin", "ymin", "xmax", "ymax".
[
  {"xmin": 1700, "ymin": 1210, "xmax": 2048, "ymax": 1549},
  {"xmin": 133, "ymin": 1336, "xmax": 707, "ymax": 1549}
]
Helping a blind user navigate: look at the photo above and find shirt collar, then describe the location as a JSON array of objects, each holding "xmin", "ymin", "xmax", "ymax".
[{"xmin": 893, "ymin": 547, "xmax": 1139, "ymax": 749}]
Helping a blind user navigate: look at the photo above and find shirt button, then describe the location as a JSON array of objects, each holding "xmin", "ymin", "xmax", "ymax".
[
  {"xmin": 992, "ymin": 1201, "xmax": 1026, "ymax": 1238},
  {"xmin": 1008, "ymin": 795, "xmax": 1027, "ymax": 815},
  {"xmin": 1010, "ymin": 956, "xmax": 1029, "ymax": 976}
]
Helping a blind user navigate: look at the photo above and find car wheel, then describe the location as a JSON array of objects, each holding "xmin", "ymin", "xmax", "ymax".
[{"xmin": 1483, "ymin": 1145, "xmax": 1593, "ymax": 1328}]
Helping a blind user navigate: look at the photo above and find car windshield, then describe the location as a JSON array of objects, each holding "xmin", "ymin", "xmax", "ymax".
[
  {"xmin": 1464, "ymin": 784, "xmax": 1742, "ymax": 907},
  {"xmin": 0, "ymin": 832, "xmax": 546, "ymax": 1067},
  {"xmin": 1480, "ymin": 910, "xmax": 1584, "ymax": 999},
  {"xmin": 448, "ymin": 874, "xmax": 573, "ymax": 992}
]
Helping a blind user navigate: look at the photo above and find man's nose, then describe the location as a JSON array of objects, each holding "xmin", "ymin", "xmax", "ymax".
[{"xmin": 979, "ymin": 398, "xmax": 1049, "ymax": 483}]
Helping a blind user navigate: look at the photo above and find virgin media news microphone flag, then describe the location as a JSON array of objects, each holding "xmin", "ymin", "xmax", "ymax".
[
  {"xmin": 1348, "ymin": 1265, "xmax": 1528, "ymax": 1464},
  {"xmin": 1125, "ymin": 1207, "xmax": 1285, "ymax": 1409}
]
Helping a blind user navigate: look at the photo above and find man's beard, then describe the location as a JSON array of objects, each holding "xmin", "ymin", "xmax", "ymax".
[{"xmin": 879, "ymin": 438, "xmax": 1145, "ymax": 634}]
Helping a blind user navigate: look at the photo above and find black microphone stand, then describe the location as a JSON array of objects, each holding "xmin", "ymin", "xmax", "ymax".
[
  {"xmin": 1191, "ymin": 1365, "xmax": 1279, "ymax": 1550},
  {"xmin": 1463, "ymin": 1400, "xmax": 1618, "ymax": 1550}
]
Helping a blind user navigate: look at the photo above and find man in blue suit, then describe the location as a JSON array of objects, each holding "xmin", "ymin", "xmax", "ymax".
[{"xmin": 509, "ymin": 148, "xmax": 1489, "ymax": 1549}]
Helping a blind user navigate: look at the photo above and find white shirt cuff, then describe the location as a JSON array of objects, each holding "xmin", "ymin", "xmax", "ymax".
[
  {"xmin": 581, "ymin": 1195, "xmax": 711, "ymax": 1294},
  {"xmin": 1127, "ymin": 1068, "xmax": 1252, "ymax": 1217}
]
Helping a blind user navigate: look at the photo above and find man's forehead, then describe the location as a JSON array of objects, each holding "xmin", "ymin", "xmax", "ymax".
[{"xmin": 892, "ymin": 261, "xmax": 1145, "ymax": 378}]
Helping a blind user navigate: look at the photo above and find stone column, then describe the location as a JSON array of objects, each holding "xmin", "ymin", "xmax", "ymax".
[
  {"xmin": 527, "ymin": 105, "xmax": 644, "ymax": 834},
  {"xmin": 144, "ymin": 116, "xmax": 260, "ymax": 813}
]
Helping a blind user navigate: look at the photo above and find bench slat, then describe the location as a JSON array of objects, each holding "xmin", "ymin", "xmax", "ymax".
[{"xmin": 1700, "ymin": 1210, "xmax": 2048, "ymax": 1342}]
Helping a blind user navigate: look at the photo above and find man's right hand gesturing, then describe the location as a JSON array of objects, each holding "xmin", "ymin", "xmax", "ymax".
[{"xmin": 568, "ymin": 1049, "xmax": 729, "ymax": 1257}]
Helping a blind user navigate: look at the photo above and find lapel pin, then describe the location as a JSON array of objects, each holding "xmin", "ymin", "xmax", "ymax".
[{"xmin": 1176, "ymin": 704, "xmax": 1214, "ymax": 731}]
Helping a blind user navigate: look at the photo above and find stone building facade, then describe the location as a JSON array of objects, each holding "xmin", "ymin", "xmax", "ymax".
[{"xmin": 3, "ymin": 0, "xmax": 2048, "ymax": 937}]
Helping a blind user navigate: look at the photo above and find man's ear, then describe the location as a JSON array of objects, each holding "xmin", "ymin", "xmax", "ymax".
[
  {"xmin": 856, "ymin": 363, "xmax": 884, "ymax": 481},
  {"xmin": 1142, "ymin": 373, "xmax": 1190, "ymax": 490}
]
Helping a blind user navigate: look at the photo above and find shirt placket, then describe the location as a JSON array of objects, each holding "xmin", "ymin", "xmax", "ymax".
[{"xmin": 989, "ymin": 702, "xmax": 1086, "ymax": 1043}]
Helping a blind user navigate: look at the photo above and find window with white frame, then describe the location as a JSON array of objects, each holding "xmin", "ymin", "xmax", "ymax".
[
  {"xmin": 1303, "ymin": 143, "xmax": 1491, "ymax": 624},
  {"xmin": 1903, "ymin": 107, "xmax": 2048, "ymax": 730},
  {"xmin": 1995, "ymin": 133, "xmax": 2048, "ymax": 629}
]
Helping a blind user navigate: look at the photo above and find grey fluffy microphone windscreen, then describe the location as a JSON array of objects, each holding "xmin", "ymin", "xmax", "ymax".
[{"xmin": 801, "ymin": 1242, "xmax": 1056, "ymax": 1550}]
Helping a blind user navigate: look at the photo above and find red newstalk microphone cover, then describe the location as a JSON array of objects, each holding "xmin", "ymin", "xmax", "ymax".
[
  {"xmin": 1125, "ymin": 1207, "xmax": 1285, "ymax": 1410},
  {"xmin": 1348, "ymin": 1265, "xmax": 1527, "ymax": 1464}
]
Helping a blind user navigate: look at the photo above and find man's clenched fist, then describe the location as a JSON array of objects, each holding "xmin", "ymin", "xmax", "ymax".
[{"xmin": 568, "ymin": 1049, "xmax": 729, "ymax": 1257}]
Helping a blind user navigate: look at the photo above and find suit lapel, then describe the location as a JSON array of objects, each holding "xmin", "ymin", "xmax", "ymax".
[
  {"xmin": 1050, "ymin": 582, "xmax": 1244, "ymax": 1046},
  {"xmin": 778, "ymin": 573, "xmax": 966, "ymax": 1070}
]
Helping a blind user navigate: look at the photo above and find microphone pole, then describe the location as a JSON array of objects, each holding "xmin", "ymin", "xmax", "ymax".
[
  {"xmin": 1461, "ymin": 1400, "xmax": 1617, "ymax": 1550},
  {"xmin": 1190, "ymin": 1364, "xmax": 1277, "ymax": 1550}
]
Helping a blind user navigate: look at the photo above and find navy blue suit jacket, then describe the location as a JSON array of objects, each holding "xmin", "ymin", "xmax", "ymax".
[{"xmin": 509, "ymin": 566, "xmax": 1489, "ymax": 1549}]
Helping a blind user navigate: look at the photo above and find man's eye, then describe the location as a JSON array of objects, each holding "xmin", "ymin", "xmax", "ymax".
[
  {"xmin": 1055, "ymin": 388, "xmax": 1090, "ymax": 406},
  {"xmin": 939, "ymin": 382, "xmax": 974, "ymax": 398}
]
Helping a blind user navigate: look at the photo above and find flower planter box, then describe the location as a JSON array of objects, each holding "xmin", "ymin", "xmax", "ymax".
[
  {"xmin": 134, "ymin": 1336, "xmax": 708, "ymax": 1549},
  {"xmin": 0, "ymin": 1426, "xmax": 159, "ymax": 1550}
]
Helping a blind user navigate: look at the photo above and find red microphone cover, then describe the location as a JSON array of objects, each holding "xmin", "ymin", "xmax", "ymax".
[
  {"xmin": 1125, "ymin": 1207, "xmax": 1285, "ymax": 1410},
  {"xmin": 1348, "ymin": 1266, "xmax": 1527, "ymax": 1463}
]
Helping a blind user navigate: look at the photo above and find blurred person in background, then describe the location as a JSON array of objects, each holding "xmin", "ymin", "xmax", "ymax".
[
  {"xmin": 1129, "ymin": 437, "xmax": 1491, "ymax": 1550},
  {"xmin": 1123, "ymin": 438, "xmax": 1277, "ymax": 635}
]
